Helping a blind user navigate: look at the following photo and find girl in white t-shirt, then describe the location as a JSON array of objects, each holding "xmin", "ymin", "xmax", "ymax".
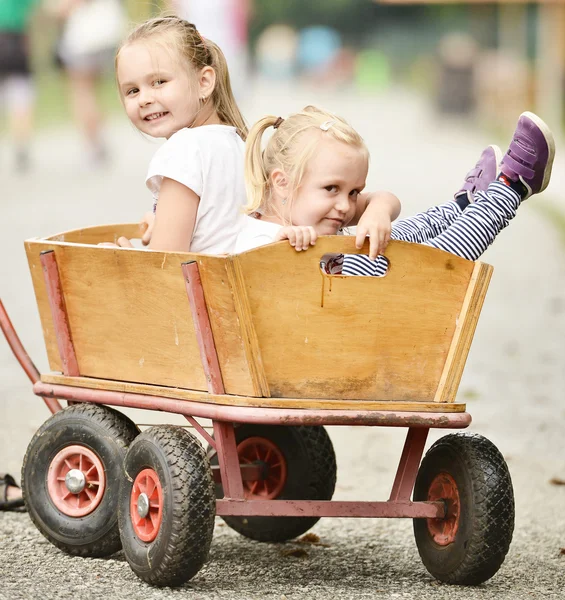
[{"xmin": 114, "ymin": 16, "xmax": 247, "ymax": 253}]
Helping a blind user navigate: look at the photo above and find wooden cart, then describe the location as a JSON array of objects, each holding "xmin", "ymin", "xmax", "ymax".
[{"xmin": 1, "ymin": 223, "xmax": 514, "ymax": 587}]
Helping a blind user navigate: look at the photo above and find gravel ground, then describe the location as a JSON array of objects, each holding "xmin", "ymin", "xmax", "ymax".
[{"xmin": 1, "ymin": 82, "xmax": 565, "ymax": 599}]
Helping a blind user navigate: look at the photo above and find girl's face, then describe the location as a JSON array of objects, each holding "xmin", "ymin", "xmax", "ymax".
[
  {"xmin": 117, "ymin": 41, "xmax": 206, "ymax": 139},
  {"xmin": 278, "ymin": 137, "xmax": 368, "ymax": 234}
]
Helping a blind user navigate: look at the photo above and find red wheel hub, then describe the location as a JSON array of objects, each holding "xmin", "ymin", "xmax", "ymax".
[
  {"xmin": 47, "ymin": 445, "xmax": 106, "ymax": 517},
  {"xmin": 130, "ymin": 468, "xmax": 163, "ymax": 542},
  {"xmin": 237, "ymin": 437, "xmax": 287, "ymax": 499},
  {"xmin": 426, "ymin": 472, "xmax": 460, "ymax": 545}
]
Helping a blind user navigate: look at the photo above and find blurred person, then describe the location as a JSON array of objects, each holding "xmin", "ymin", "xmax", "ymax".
[
  {"xmin": 436, "ymin": 32, "xmax": 477, "ymax": 116},
  {"xmin": 112, "ymin": 16, "xmax": 247, "ymax": 253},
  {"xmin": 0, "ymin": 0, "xmax": 40, "ymax": 171},
  {"xmin": 167, "ymin": 0, "xmax": 250, "ymax": 98},
  {"xmin": 297, "ymin": 25, "xmax": 342, "ymax": 85},
  {"xmin": 236, "ymin": 107, "xmax": 555, "ymax": 278},
  {"xmin": 255, "ymin": 24, "xmax": 298, "ymax": 80},
  {"xmin": 49, "ymin": 0, "xmax": 126, "ymax": 166}
]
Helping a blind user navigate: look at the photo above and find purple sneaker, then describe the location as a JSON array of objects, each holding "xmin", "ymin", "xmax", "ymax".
[
  {"xmin": 499, "ymin": 111, "xmax": 555, "ymax": 199},
  {"xmin": 455, "ymin": 144, "xmax": 502, "ymax": 202}
]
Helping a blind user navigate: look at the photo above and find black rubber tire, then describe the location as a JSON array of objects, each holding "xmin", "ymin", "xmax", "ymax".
[
  {"xmin": 119, "ymin": 425, "xmax": 215, "ymax": 587},
  {"xmin": 21, "ymin": 404, "xmax": 139, "ymax": 557},
  {"xmin": 413, "ymin": 432, "xmax": 515, "ymax": 585},
  {"xmin": 212, "ymin": 425, "xmax": 337, "ymax": 542}
]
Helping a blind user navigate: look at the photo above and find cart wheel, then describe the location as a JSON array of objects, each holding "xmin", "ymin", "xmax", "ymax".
[
  {"xmin": 118, "ymin": 425, "xmax": 215, "ymax": 587},
  {"xmin": 211, "ymin": 425, "xmax": 337, "ymax": 542},
  {"xmin": 413, "ymin": 432, "xmax": 514, "ymax": 585},
  {"xmin": 21, "ymin": 404, "xmax": 139, "ymax": 557}
]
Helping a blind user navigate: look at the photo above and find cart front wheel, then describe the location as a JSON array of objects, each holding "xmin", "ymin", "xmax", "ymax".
[
  {"xmin": 212, "ymin": 425, "xmax": 337, "ymax": 542},
  {"xmin": 413, "ymin": 432, "xmax": 515, "ymax": 585},
  {"xmin": 118, "ymin": 426, "xmax": 215, "ymax": 587},
  {"xmin": 22, "ymin": 404, "xmax": 139, "ymax": 557}
]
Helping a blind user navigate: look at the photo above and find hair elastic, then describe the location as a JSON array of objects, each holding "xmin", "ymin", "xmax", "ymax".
[
  {"xmin": 273, "ymin": 117, "xmax": 284, "ymax": 129},
  {"xmin": 320, "ymin": 119, "xmax": 336, "ymax": 131}
]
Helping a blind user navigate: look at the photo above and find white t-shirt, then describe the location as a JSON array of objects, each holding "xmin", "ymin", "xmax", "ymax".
[
  {"xmin": 235, "ymin": 216, "xmax": 283, "ymax": 254},
  {"xmin": 146, "ymin": 125, "xmax": 246, "ymax": 255},
  {"xmin": 59, "ymin": 0, "xmax": 126, "ymax": 58}
]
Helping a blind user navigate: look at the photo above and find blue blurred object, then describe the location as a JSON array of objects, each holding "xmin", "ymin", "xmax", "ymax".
[{"xmin": 297, "ymin": 26, "xmax": 341, "ymax": 73}]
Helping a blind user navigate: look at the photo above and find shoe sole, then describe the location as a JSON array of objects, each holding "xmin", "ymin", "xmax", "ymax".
[
  {"xmin": 490, "ymin": 144, "xmax": 503, "ymax": 172},
  {"xmin": 520, "ymin": 110, "xmax": 556, "ymax": 194}
]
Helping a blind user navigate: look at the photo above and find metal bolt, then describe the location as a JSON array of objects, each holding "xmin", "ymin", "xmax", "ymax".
[
  {"xmin": 65, "ymin": 469, "xmax": 86, "ymax": 494},
  {"xmin": 137, "ymin": 493, "xmax": 150, "ymax": 518}
]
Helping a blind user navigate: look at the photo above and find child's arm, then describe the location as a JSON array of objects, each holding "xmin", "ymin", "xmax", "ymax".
[
  {"xmin": 347, "ymin": 191, "xmax": 401, "ymax": 260},
  {"xmin": 148, "ymin": 178, "xmax": 199, "ymax": 252}
]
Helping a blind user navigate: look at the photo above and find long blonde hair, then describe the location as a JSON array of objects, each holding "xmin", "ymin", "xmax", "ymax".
[
  {"xmin": 116, "ymin": 16, "xmax": 247, "ymax": 139},
  {"xmin": 244, "ymin": 106, "xmax": 367, "ymax": 216}
]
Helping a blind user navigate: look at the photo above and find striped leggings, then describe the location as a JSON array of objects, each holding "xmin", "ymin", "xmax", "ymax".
[{"xmin": 342, "ymin": 181, "xmax": 521, "ymax": 276}]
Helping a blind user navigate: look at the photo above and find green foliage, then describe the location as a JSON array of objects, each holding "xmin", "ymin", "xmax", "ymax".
[{"xmin": 250, "ymin": 0, "xmax": 383, "ymax": 45}]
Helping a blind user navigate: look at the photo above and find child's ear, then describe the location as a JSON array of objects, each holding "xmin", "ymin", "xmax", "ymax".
[
  {"xmin": 198, "ymin": 66, "xmax": 216, "ymax": 99},
  {"xmin": 270, "ymin": 169, "xmax": 289, "ymax": 198}
]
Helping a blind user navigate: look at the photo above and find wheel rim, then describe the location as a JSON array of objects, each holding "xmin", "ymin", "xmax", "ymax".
[
  {"xmin": 47, "ymin": 445, "xmax": 106, "ymax": 517},
  {"xmin": 426, "ymin": 472, "xmax": 460, "ymax": 546},
  {"xmin": 130, "ymin": 468, "xmax": 163, "ymax": 542},
  {"xmin": 237, "ymin": 436, "xmax": 287, "ymax": 499}
]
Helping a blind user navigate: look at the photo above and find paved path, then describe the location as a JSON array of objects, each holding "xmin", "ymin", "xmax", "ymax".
[{"xmin": 1, "ymin": 82, "xmax": 564, "ymax": 599}]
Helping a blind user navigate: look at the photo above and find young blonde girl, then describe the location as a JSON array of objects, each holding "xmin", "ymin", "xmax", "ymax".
[
  {"xmin": 114, "ymin": 16, "xmax": 247, "ymax": 253},
  {"xmin": 236, "ymin": 106, "xmax": 554, "ymax": 275}
]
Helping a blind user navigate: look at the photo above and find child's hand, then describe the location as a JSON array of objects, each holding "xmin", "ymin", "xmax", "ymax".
[
  {"xmin": 97, "ymin": 238, "xmax": 134, "ymax": 248},
  {"xmin": 355, "ymin": 203, "xmax": 392, "ymax": 260},
  {"xmin": 275, "ymin": 226, "xmax": 317, "ymax": 251},
  {"xmin": 140, "ymin": 211, "xmax": 154, "ymax": 246},
  {"xmin": 117, "ymin": 237, "xmax": 134, "ymax": 248}
]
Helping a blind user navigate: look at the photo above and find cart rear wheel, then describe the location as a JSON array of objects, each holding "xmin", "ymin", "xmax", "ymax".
[
  {"xmin": 118, "ymin": 426, "xmax": 215, "ymax": 587},
  {"xmin": 212, "ymin": 425, "xmax": 337, "ymax": 542},
  {"xmin": 413, "ymin": 432, "xmax": 514, "ymax": 585},
  {"xmin": 21, "ymin": 404, "xmax": 139, "ymax": 557}
]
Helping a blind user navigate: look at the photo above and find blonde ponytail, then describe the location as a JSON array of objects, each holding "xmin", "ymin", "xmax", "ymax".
[
  {"xmin": 244, "ymin": 116, "xmax": 280, "ymax": 213},
  {"xmin": 205, "ymin": 40, "xmax": 248, "ymax": 140}
]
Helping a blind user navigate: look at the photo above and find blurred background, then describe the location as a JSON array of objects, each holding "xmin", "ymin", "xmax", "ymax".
[{"xmin": 1, "ymin": 0, "xmax": 564, "ymax": 167}]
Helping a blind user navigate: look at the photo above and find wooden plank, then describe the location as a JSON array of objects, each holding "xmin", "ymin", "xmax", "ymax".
[
  {"xmin": 236, "ymin": 237, "xmax": 483, "ymax": 401},
  {"xmin": 434, "ymin": 261, "xmax": 493, "ymax": 403},
  {"xmin": 40, "ymin": 373, "xmax": 467, "ymax": 412},
  {"xmin": 44, "ymin": 223, "xmax": 147, "ymax": 245},
  {"xmin": 25, "ymin": 238, "xmax": 257, "ymax": 396},
  {"xmin": 225, "ymin": 256, "xmax": 271, "ymax": 397}
]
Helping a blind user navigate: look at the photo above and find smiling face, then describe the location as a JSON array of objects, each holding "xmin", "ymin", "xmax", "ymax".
[
  {"xmin": 117, "ymin": 40, "xmax": 202, "ymax": 139},
  {"xmin": 280, "ymin": 137, "xmax": 368, "ymax": 234}
]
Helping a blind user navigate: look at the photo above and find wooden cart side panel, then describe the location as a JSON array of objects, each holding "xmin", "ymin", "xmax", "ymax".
[
  {"xmin": 40, "ymin": 373, "xmax": 467, "ymax": 413},
  {"xmin": 25, "ymin": 240, "xmax": 257, "ymax": 396},
  {"xmin": 433, "ymin": 261, "xmax": 493, "ymax": 403},
  {"xmin": 236, "ymin": 237, "xmax": 479, "ymax": 401}
]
